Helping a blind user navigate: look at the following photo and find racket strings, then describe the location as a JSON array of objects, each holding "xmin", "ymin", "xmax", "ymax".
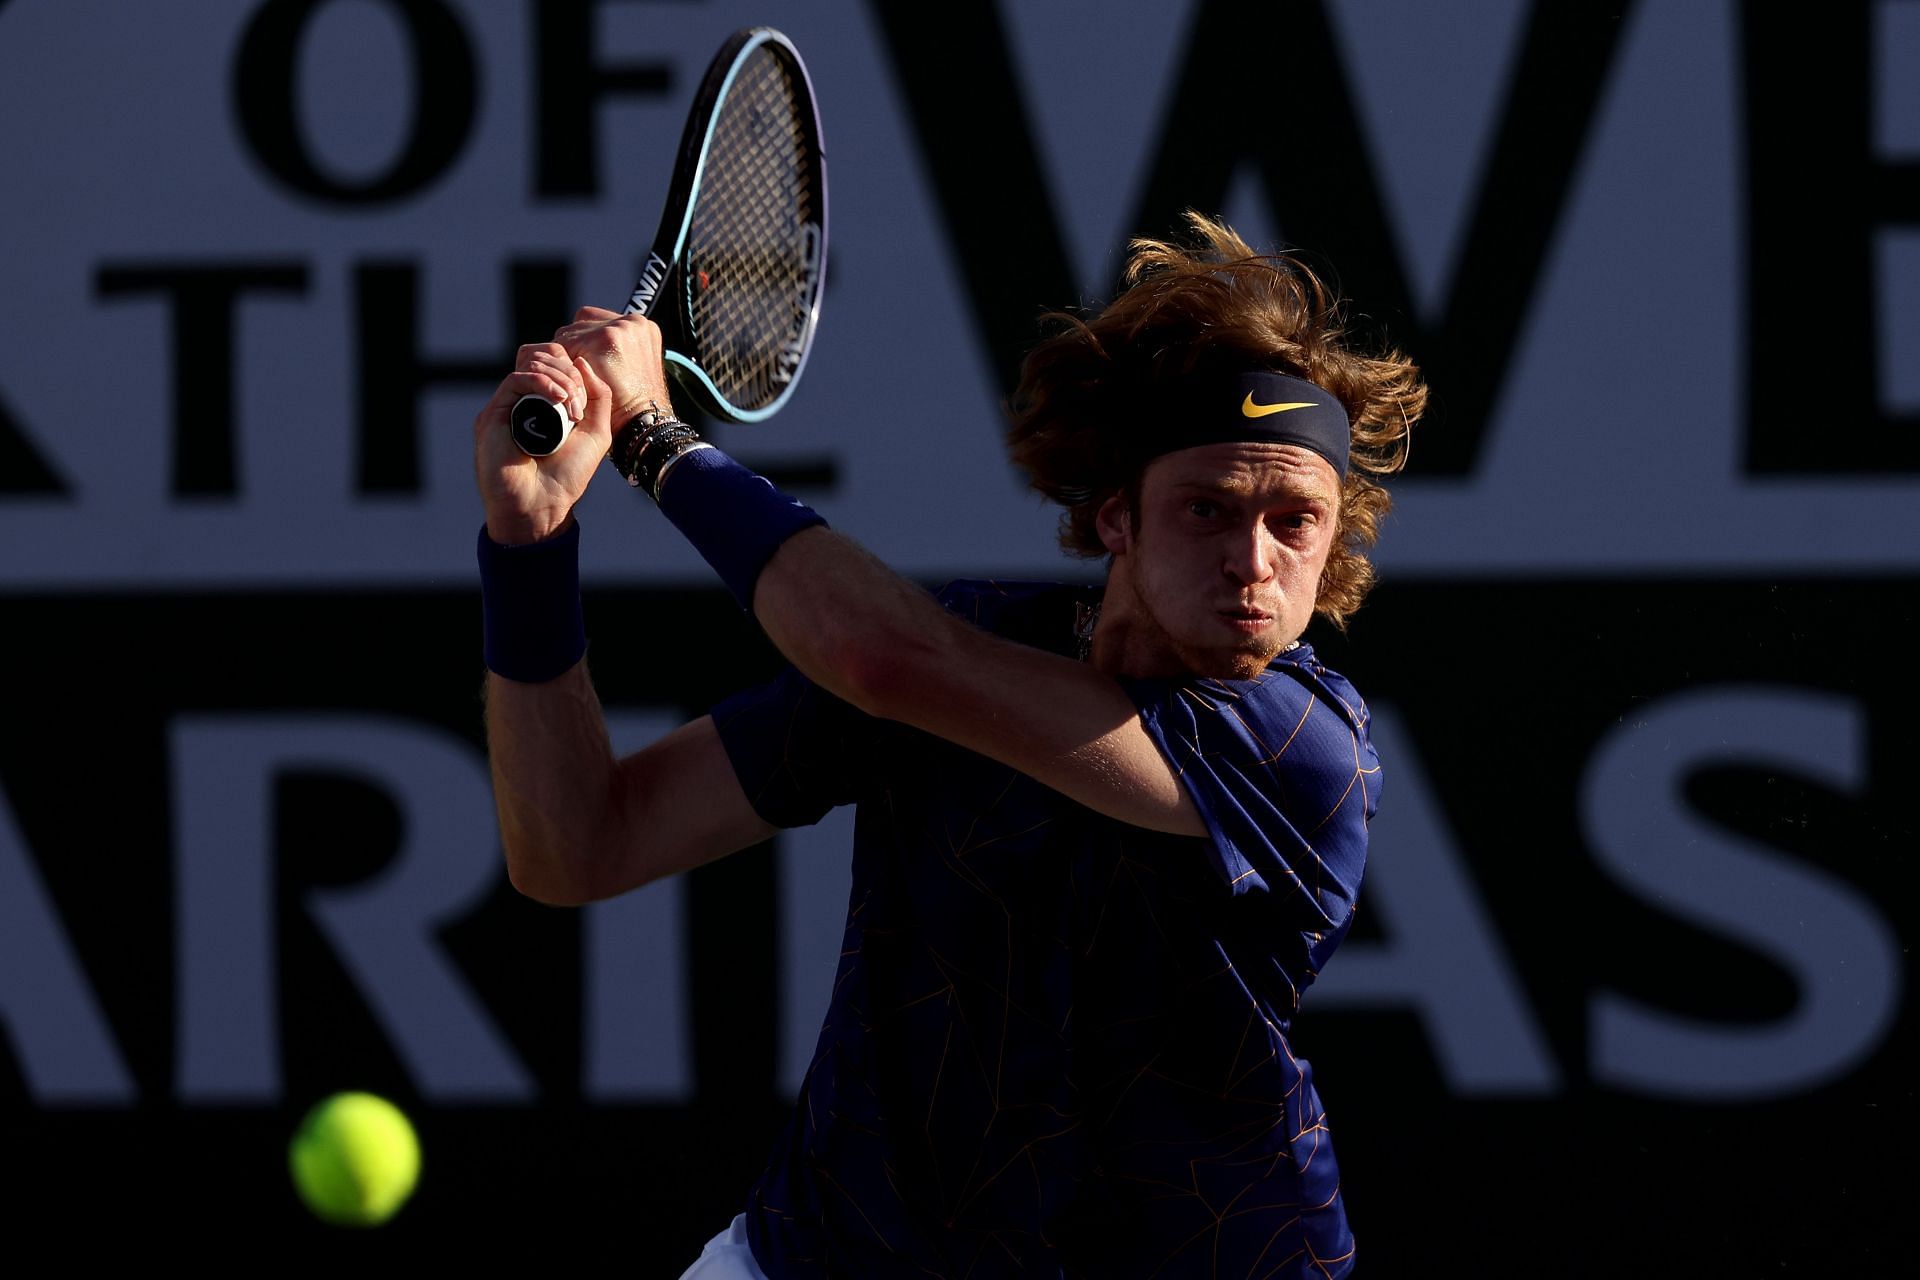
[{"xmin": 685, "ymin": 47, "xmax": 821, "ymax": 411}]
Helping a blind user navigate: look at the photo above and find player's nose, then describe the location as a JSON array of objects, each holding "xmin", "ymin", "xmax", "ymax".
[{"xmin": 1221, "ymin": 524, "xmax": 1277, "ymax": 585}]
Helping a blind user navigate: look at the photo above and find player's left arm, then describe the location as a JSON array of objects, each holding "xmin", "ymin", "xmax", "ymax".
[
  {"xmin": 552, "ymin": 309, "xmax": 1202, "ymax": 837},
  {"xmin": 751, "ymin": 527, "xmax": 1207, "ymax": 838}
]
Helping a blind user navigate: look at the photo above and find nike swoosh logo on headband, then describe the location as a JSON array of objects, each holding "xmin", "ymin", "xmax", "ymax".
[{"xmin": 1241, "ymin": 392, "xmax": 1317, "ymax": 418}]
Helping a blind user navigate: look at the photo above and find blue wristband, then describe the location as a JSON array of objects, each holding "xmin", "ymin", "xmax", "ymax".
[
  {"xmin": 477, "ymin": 521, "xmax": 587, "ymax": 682},
  {"xmin": 653, "ymin": 448, "xmax": 827, "ymax": 611}
]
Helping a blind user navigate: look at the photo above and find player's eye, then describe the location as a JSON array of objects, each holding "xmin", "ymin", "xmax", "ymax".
[
  {"xmin": 1187, "ymin": 500, "xmax": 1219, "ymax": 520},
  {"xmin": 1273, "ymin": 510, "xmax": 1319, "ymax": 533}
]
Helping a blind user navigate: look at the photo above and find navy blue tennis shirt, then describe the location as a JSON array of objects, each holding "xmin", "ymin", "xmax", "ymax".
[{"xmin": 712, "ymin": 580, "xmax": 1380, "ymax": 1278}]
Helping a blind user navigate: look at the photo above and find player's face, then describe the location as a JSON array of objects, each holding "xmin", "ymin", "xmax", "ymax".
[{"xmin": 1097, "ymin": 442, "xmax": 1341, "ymax": 680}]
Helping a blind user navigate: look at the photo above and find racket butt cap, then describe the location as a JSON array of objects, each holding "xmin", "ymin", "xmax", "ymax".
[{"xmin": 510, "ymin": 394, "xmax": 575, "ymax": 457}]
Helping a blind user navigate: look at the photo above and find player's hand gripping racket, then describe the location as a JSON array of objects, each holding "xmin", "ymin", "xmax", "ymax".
[{"xmin": 510, "ymin": 26, "xmax": 827, "ymax": 456}]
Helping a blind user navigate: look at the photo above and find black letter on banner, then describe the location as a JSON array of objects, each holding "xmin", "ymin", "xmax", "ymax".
[
  {"xmin": 533, "ymin": 0, "xmax": 678, "ymax": 198},
  {"xmin": 862, "ymin": 1, "xmax": 1078, "ymax": 397},
  {"xmin": 233, "ymin": 0, "xmax": 476, "ymax": 204},
  {"xmin": 96, "ymin": 263, "xmax": 310, "ymax": 497},
  {"xmin": 354, "ymin": 259, "xmax": 573, "ymax": 493},
  {"xmin": 0, "ymin": 389, "xmax": 68, "ymax": 496},
  {"xmin": 1742, "ymin": 6, "xmax": 1920, "ymax": 472},
  {"xmin": 869, "ymin": 0, "xmax": 1633, "ymax": 476},
  {"xmin": 1129, "ymin": 0, "xmax": 1632, "ymax": 476}
]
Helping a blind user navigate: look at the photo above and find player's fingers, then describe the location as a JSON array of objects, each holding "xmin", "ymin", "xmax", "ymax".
[
  {"xmin": 576, "ymin": 355, "xmax": 610, "ymax": 404},
  {"xmin": 556, "ymin": 310, "xmax": 658, "ymax": 354},
  {"xmin": 524, "ymin": 348, "xmax": 586, "ymax": 418},
  {"xmin": 611, "ymin": 311, "xmax": 664, "ymax": 353},
  {"xmin": 483, "ymin": 369, "xmax": 576, "ymax": 425},
  {"xmin": 515, "ymin": 341, "xmax": 571, "ymax": 373},
  {"xmin": 609, "ymin": 311, "xmax": 659, "ymax": 336},
  {"xmin": 573, "ymin": 357, "xmax": 615, "ymax": 444},
  {"xmin": 563, "ymin": 313, "xmax": 662, "ymax": 372},
  {"xmin": 558, "ymin": 319, "xmax": 628, "ymax": 363}
]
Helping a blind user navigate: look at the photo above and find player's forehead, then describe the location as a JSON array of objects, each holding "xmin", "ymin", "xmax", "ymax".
[{"xmin": 1145, "ymin": 441, "xmax": 1341, "ymax": 505}]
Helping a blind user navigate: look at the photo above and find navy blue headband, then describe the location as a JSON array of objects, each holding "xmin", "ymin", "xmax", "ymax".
[{"xmin": 1144, "ymin": 371, "xmax": 1351, "ymax": 479}]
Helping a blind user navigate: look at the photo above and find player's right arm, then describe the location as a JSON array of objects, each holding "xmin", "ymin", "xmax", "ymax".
[
  {"xmin": 484, "ymin": 678, "xmax": 776, "ymax": 905},
  {"xmin": 475, "ymin": 337, "xmax": 776, "ymax": 906}
]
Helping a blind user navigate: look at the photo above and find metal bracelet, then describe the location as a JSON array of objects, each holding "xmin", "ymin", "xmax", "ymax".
[
  {"xmin": 614, "ymin": 403, "xmax": 704, "ymax": 499},
  {"xmin": 645, "ymin": 439, "xmax": 714, "ymax": 500}
]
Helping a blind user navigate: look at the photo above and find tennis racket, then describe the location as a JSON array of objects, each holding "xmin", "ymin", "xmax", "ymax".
[{"xmin": 511, "ymin": 26, "xmax": 827, "ymax": 456}]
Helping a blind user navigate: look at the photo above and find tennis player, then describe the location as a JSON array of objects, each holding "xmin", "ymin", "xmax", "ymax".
[{"xmin": 476, "ymin": 215, "xmax": 1424, "ymax": 1279}]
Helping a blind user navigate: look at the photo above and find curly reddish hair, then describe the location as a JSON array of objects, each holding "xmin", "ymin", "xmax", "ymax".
[{"xmin": 1005, "ymin": 213, "xmax": 1426, "ymax": 629}]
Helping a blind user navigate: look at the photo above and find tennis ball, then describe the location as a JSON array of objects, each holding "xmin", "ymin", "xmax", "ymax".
[{"xmin": 288, "ymin": 1091, "xmax": 422, "ymax": 1227}]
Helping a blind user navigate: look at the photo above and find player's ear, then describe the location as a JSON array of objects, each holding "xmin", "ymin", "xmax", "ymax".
[{"xmin": 1095, "ymin": 493, "xmax": 1132, "ymax": 556}]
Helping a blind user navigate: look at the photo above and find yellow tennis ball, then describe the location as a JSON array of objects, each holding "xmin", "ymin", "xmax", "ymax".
[{"xmin": 288, "ymin": 1091, "xmax": 422, "ymax": 1226}]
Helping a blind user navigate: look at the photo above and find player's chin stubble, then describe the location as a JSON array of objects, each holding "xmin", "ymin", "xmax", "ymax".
[{"xmin": 1185, "ymin": 635, "xmax": 1284, "ymax": 682}]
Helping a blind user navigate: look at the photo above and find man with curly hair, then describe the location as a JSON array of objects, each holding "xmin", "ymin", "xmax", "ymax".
[{"xmin": 475, "ymin": 214, "xmax": 1425, "ymax": 1279}]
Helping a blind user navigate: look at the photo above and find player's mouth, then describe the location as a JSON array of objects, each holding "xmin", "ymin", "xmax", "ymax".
[{"xmin": 1218, "ymin": 605, "xmax": 1273, "ymax": 634}]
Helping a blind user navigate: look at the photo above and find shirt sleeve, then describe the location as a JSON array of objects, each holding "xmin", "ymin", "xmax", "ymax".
[
  {"xmin": 709, "ymin": 665, "xmax": 879, "ymax": 828},
  {"xmin": 1121, "ymin": 661, "xmax": 1381, "ymax": 926}
]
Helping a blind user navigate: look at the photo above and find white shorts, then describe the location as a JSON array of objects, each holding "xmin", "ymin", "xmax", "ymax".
[{"xmin": 678, "ymin": 1214, "xmax": 771, "ymax": 1280}]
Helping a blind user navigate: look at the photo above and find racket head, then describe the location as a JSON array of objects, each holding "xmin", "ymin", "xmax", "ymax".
[{"xmin": 633, "ymin": 27, "xmax": 828, "ymax": 423}]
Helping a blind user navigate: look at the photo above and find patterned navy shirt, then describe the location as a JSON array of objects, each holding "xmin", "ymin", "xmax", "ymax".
[{"xmin": 711, "ymin": 581, "xmax": 1380, "ymax": 1278}]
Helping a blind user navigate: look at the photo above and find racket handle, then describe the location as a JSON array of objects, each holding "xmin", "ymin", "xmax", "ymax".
[{"xmin": 510, "ymin": 394, "xmax": 575, "ymax": 457}]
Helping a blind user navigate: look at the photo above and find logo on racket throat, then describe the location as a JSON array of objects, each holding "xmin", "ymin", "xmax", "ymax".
[{"xmin": 627, "ymin": 253, "xmax": 671, "ymax": 314}]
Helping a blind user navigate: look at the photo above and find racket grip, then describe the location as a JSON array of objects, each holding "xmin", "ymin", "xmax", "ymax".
[{"xmin": 510, "ymin": 394, "xmax": 575, "ymax": 457}]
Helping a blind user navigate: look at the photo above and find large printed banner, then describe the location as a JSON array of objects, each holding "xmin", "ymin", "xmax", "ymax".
[{"xmin": 2, "ymin": 2, "xmax": 1913, "ymax": 1272}]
